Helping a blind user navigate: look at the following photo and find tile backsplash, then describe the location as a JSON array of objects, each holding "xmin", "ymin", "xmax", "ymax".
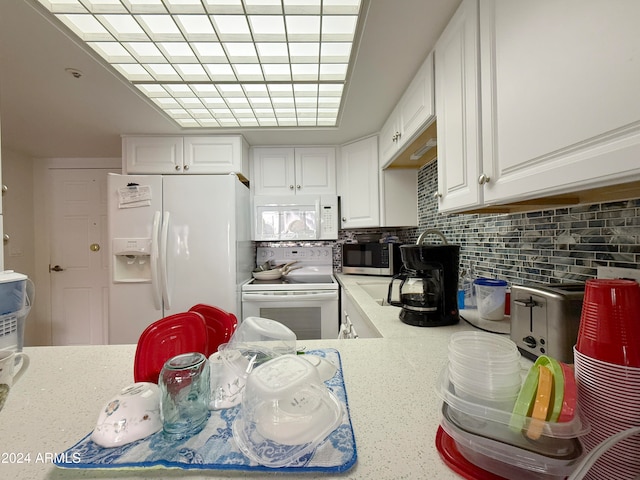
[{"xmin": 336, "ymin": 161, "xmax": 640, "ymax": 286}]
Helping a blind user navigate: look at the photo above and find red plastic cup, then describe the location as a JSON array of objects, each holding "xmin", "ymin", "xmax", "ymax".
[{"xmin": 576, "ymin": 279, "xmax": 640, "ymax": 367}]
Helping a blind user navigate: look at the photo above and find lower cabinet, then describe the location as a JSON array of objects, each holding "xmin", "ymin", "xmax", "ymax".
[{"xmin": 341, "ymin": 290, "xmax": 382, "ymax": 339}]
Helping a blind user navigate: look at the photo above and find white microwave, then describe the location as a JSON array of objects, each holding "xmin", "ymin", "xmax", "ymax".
[{"xmin": 252, "ymin": 195, "xmax": 338, "ymax": 241}]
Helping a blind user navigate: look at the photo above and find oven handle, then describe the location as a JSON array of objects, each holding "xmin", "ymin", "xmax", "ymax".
[{"xmin": 242, "ymin": 291, "xmax": 338, "ymax": 301}]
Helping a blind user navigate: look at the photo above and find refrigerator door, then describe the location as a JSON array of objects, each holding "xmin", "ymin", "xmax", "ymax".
[
  {"xmin": 161, "ymin": 175, "xmax": 250, "ymax": 317},
  {"xmin": 107, "ymin": 173, "xmax": 163, "ymax": 344}
]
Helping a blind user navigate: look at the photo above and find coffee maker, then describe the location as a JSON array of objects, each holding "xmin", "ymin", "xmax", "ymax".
[{"xmin": 387, "ymin": 239, "xmax": 460, "ymax": 327}]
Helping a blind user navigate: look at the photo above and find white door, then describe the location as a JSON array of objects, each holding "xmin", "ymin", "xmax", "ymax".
[{"xmin": 49, "ymin": 169, "xmax": 116, "ymax": 345}]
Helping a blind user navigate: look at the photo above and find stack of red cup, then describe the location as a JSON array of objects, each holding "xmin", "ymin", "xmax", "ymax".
[{"xmin": 574, "ymin": 278, "xmax": 640, "ymax": 479}]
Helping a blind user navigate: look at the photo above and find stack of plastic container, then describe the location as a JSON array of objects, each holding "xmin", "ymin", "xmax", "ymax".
[
  {"xmin": 436, "ymin": 332, "xmax": 590, "ymax": 479},
  {"xmin": 0, "ymin": 271, "xmax": 31, "ymax": 352}
]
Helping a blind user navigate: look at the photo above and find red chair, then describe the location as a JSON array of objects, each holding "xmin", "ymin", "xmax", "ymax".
[
  {"xmin": 133, "ymin": 311, "xmax": 208, "ymax": 384},
  {"xmin": 189, "ymin": 304, "xmax": 238, "ymax": 356}
]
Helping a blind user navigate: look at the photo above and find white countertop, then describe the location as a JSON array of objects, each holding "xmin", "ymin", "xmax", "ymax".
[{"xmin": 0, "ymin": 276, "xmax": 513, "ymax": 479}]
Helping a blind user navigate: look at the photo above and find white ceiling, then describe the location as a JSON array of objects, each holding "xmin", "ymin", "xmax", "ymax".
[{"xmin": 0, "ymin": 0, "xmax": 461, "ymax": 159}]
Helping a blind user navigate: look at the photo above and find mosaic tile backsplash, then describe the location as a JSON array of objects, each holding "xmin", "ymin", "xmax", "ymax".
[{"xmin": 261, "ymin": 161, "xmax": 640, "ymax": 287}]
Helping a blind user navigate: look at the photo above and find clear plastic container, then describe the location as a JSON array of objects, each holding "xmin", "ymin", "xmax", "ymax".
[
  {"xmin": 232, "ymin": 354, "xmax": 343, "ymax": 467},
  {"xmin": 440, "ymin": 410, "xmax": 584, "ymax": 479},
  {"xmin": 436, "ymin": 364, "xmax": 590, "ymax": 440}
]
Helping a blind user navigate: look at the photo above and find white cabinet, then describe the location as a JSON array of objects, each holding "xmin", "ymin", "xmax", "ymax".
[
  {"xmin": 341, "ymin": 290, "xmax": 381, "ymax": 339},
  {"xmin": 339, "ymin": 136, "xmax": 417, "ymax": 229},
  {"xmin": 123, "ymin": 135, "xmax": 249, "ymax": 178},
  {"xmin": 379, "ymin": 52, "xmax": 435, "ymax": 168},
  {"xmin": 434, "ymin": 0, "xmax": 482, "ymax": 212},
  {"xmin": 338, "ymin": 137, "xmax": 380, "ymax": 228},
  {"xmin": 479, "ymin": 0, "xmax": 640, "ymax": 205},
  {"xmin": 435, "ymin": 0, "xmax": 640, "ymax": 213},
  {"xmin": 252, "ymin": 147, "xmax": 336, "ymax": 196}
]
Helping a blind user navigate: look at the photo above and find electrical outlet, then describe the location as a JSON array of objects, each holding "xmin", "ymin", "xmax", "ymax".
[{"xmin": 597, "ymin": 266, "xmax": 640, "ymax": 283}]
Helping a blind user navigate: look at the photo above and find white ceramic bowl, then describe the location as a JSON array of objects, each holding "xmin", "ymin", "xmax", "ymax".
[{"xmin": 91, "ymin": 382, "xmax": 162, "ymax": 448}]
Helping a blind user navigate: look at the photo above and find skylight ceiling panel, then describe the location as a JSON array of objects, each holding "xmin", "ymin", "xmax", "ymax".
[
  {"xmin": 175, "ymin": 63, "xmax": 209, "ymax": 80},
  {"xmin": 282, "ymin": 0, "xmax": 321, "ymax": 15},
  {"xmin": 321, "ymin": 15, "xmax": 357, "ymax": 42},
  {"xmin": 232, "ymin": 108, "xmax": 255, "ymax": 118},
  {"xmin": 202, "ymin": 0, "xmax": 244, "ymax": 14},
  {"xmin": 38, "ymin": 0, "xmax": 87, "ymax": 14},
  {"xmin": 262, "ymin": 64, "xmax": 292, "ymax": 82},
  {"xmin": 291, "ymin": 63, "xmax": 319, "ymax": 81},
  {"xmin": 218, "ymin": 118, "xmax": 240, "ymax": 126},
  {"xmin": 204, "ymin": 64, "xmax": 237, "ymax": 81},
  {"xmin": 296, "ymin": 107, "xmax": 317, "ymax": 118},
  {"xmin": 293, "ymin": 83, "xmax": 318, "ymax": 96},
  {"xmin": 271, "ymin": 97, "xmax": 295, "ymax": 108},
  {"xmin": 289, "ymin": 43, "xmax": 319, "ymax": 63},
  {"xmin": 126, "ymin": 41, "xmax": 166, "ymax": 62},
  {"xmin": 88, "ymin": 41, "xmax": 135, "ymax": 63},
  {"xmin": 255, "ymin": 43, "xmax": 289, "ymax": 63},
  {"xmin": 137, "ymin": 14, "xmax": 184, "ymax": 41},
  {"xmin": 248, "ymin": 15, "xmax": 286, "ymax": 41},
  {"xmin": 176, "ymin": 118, "xmax": 201, "ymax": 127},
  {"xmin": 318, "ymin": 96, "xmax": 340, "ymax": 107},
  {"xmin": 227, "ymin": 97, "xmax": 251, "ymax": 109},
  {"xmin": 113, "ymin": 63, "xmax": 154, "ymax": 80},
  {"xmin": 201, "ymin": 97, "xmax": 227, "ymax": 108},
  {"xmin": 56, "ymin": 14, "xmax": 114, "ymax": 41},
  {"xmin": 212, "ymin": 108, "xmax": 234, "ymax": 118},
  {"xmin": 319, "ymin": 63, "xmax": 347, "ymax": 81},
  {"xmin": 136, "ymin": 84, "xmax": 170, "ymax": 97},
  {"xmin": 198, "ymin": 118, "xmax": 222, "ymax": 127},
  {"xmin": 320, "ymin": 42, "xmax": 351, "ymax": 63},
  {"xmin": 258, "ymin": 118, "xmax": 279, "ymax": 126},
  {"xmin": 79, "ymin": 0, "xmax": 127, "ymax": 13},
  {"xmin": 162, "ymin": 0, "xmax": 205, "ymax": 14},
  {"xmin": 152, "ymin": 97, "xmax": 181, "ymax": 108},
  {"xmin": 165, "ymin": 83, "xmax": 196, "ymax": 97},
  {"xmin": 166, "ymin": 108, "xmax": 190, "ymax": 119},
  {"xmin": 190, "ymin": 84, "xmax": 220, "ymax": 97},
  {"xmin": 211, "ymin": 15, "xmax": 252, "ymax": 41},
  {"xmin": 157, "ymin": 42, "xmax": 198, "ymax": 62},
  {"xmin": 97, "ymin": 14, "xmax": 148, "ymax": 41},
  {"xmin": 145, "ymin": 63, "xmax": 181, "ymax": 80},
  {"xmin": 232, "ymin": 64, "xmax": 265, "ymax": 81},
  {"xmin": 322, "ymin": 0, "xmax": 361, "ymax": 15},
  {"xmin": 223, "ymin": 43, "xmax": 259, "ymax": 63},
  {"xmin": 268, "ymin": 84, "xmax": 294, "ymax": 97},
  {"xmin": 295, "ymin": 96, "xmax": 318, "ymax": 107},
  {"xmin": 123, "ymin": 0, "xmax": 167, "ymax": 14},
  {"xmin": 285, "ymin": 16, "xmax": 321, "ymax": 41},
  {"xmin": 238, "ymin": 118, "xmax": 259, "ymax": 126},
  {"xmin": 175, "ymin": 15, "xmax": 218, "ymax": 41},
  {"xmin": 189, "ymin": 108, "xmax": 214, "ymax": 119},
  {"xmin": 243, "ymin": 84, "xmax": 270, "ymax": 98},
  {"xmin": 191, "ymin": 42, "xmax": 228, "ymax": 62},
  {"xmin": 254, "ymin": 108, "xmax": 275, "ymax": 117},
  {"xmin": 244, "ymin": 0, "xmax": 282, "ymax": 14},
  {"xmin": 178, "ymin": 98, "xmax": 205, "ymax": 109},
  {"xmin": 319, "ymin": 83, "xmax": 343, "ymax": 96}
]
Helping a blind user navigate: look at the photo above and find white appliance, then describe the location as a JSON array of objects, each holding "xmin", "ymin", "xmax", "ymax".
[
  {"xmin": 107, "ymin": 173, "xmax": 251, "ymax": 345},
  {"xmin": 252, "ymin": 195, "xmax": 338, "ymax": 241},
  {"xmin": 242, "ymin": 246, "xmax": 339, "ymax": 340}
]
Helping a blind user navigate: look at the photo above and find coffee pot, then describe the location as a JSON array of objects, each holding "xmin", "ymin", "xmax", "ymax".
[{"xmin": 387, "ymin": 230, "xmax": 460, "ymax": 327}]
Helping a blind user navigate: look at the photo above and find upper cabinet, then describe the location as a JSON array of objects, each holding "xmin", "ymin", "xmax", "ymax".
[
  {"xmin": 339, "ymin": 136, "xmax": 380, "ymax": 229},
  {"xmin": 252, "ymin": 147, "xmax": 336, "ymax": 196},
  {"xmin": 123, "ymin": 135, "xmax": 249, "ymax": 179},
  {"xmin": 435, "ymin": 0, "xmax": 640, "ymax": 213},
  {"xmin": 379, "ymin": 52, "xmax": 435, "ymax": 168}
]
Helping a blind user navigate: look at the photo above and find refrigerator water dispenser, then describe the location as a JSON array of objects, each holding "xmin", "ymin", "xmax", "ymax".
[{"xmin": 113, "ymin": 238, "xmax": 152, "ymax": 283}]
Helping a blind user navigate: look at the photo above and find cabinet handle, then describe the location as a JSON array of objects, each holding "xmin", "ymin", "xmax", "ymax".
[
  {"xmin": 478, "ymin": 173, "xmax": 491, "ymax": 185},
  {"xmin": 184, "ymin": 165, "xmax": 189, "ymax": 171},
  {"xmin": 296, "ymin": 185, "xmax": 301, "ymax": 189},
  {"xmin": 342, "ymin": 217, "xmax": 347, "ymax": 222},
  {"xmin": 433, "ymin": 192, "xmax": 442, "ymax": 199},
  {"xmin": 1, "ymin": 184, "xmax": 7, "ymax": 194},
  {"xmin": 175, "ymin": 165, "xmax": 181, "ymax": 171},
  {"xmin": 289, "ymin": 185, "xmax": 295, "ymax": 190}
]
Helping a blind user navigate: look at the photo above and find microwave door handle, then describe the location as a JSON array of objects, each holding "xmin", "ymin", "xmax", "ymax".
[{"xmin": 243, "ymin": 292, "xmax": 338, "ymax": 301}]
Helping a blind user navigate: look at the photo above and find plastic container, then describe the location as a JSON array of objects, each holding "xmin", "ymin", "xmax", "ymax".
[
  {"xmin": 0, "ymin": 272, "xmax": 32, "ymax": 352},
  {"xmin": 474, "ymin": 278, "xmax": 508, "ymax": 320},
  {"xmin": 440, "ymin": 410, "xmax": 584, "ymax": 479},
  {"xmin": 0, "ymin": 272, "xmax": 27, "ymax": 315},
  {"xmin": 232, "ymin": 354, "xmax": 343, "ymax": 467}
]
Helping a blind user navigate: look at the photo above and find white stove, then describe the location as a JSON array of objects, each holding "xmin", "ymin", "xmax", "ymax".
[{"xmin": 241, "ymin": 246, "xmax": 339, "ymax": 339}]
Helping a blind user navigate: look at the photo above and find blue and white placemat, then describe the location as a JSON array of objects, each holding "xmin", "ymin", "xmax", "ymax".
[{"xmin": 55, "ymin": 348, "xmax": 357, "ymax": 473}]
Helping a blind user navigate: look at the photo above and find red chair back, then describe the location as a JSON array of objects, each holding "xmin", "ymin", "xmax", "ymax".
[
  {"xmin": 189, "ymin": 304, "xmax": 238, "ymax": 356},
  {"xmin": 133, "ymin": 311, "xmax": 208, "ymax": 384}
]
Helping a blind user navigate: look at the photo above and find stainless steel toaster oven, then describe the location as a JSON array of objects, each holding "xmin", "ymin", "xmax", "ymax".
[{"xmin": 509, "ymin": 283, "xmax": 585, "ymax": 363}]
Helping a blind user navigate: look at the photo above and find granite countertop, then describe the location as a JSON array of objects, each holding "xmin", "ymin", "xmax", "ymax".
[{"xmin": 0, "ymin": 276, "xmax": 513, "ymax": 479}]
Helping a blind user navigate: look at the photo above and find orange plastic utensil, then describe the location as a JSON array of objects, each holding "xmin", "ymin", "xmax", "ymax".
[{"xmin": 526, "ymin": 364, "xmax": 553, "ymax": 440}]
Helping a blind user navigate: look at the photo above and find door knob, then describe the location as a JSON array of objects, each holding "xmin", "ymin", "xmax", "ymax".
[
  {"xmin": 49, "ymin": 264, "xmax": 65, "ymax": 272},
  {"xmin": 90, "ymin": 243, "xmax": 101, "ymax": 252}
]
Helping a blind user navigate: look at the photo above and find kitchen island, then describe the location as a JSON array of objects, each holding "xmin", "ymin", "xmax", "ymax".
[{"xmin": 1, "ymin": 276, "xmax": 505, "ymax": 479}]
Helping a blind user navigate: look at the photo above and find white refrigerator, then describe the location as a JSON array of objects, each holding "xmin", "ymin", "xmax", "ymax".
[{"xmin": 107, "ymin": 173, "xmax": 251, "ymax": 345}]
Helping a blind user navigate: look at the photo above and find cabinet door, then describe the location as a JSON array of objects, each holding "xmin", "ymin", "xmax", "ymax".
[
  {"xmin": 435, "ymin": 0, "xmax": 482, "ymax": 212},
  {"xmin": 339, "ymin": 137, "xmax": 380, "ymax": 229},
  {"xmin": 480, "ymin": 0, "xmax": 640, "ymax": 204},
  {"xmin": 251, "ymin": 148, "xmax": 296, "ymax": 196},
  {"xmin": 295, "ymin": 147, "xmax": 336, "ymax": 195},
  {"xmin": 398, "ymin": 52, "xmax": 435, "ymax": 145},
  {"xmin": 379, "ymin": 110, "xmax": 400, "ymax": 168},
  {"xmin": 184, "ymin": 136, "xmax": 248, "ymax": 178},
  {"xmin": 124, "ymin": 137, "xmax": 183, "ymax": 174}
]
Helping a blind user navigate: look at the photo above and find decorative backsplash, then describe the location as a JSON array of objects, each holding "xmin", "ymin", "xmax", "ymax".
[{"xmin": 336, "ymin": 161, "xmax": 640, "ymax": 286}]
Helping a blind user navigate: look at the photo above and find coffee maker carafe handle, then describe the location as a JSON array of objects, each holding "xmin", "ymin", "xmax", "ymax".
[{"xmin": 387, "ymin": 273, "xmax": 407, "ymax": 307}]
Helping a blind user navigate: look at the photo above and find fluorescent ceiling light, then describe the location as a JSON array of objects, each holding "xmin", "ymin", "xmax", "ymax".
[{"xmin": 36, "ymin": 0, "xmax": 363, "ymax": 128}]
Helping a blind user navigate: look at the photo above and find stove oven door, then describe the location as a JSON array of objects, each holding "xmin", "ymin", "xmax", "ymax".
[{"xmin": 241, "ymin": 290, "xmax": 339, "ymax": 340}]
